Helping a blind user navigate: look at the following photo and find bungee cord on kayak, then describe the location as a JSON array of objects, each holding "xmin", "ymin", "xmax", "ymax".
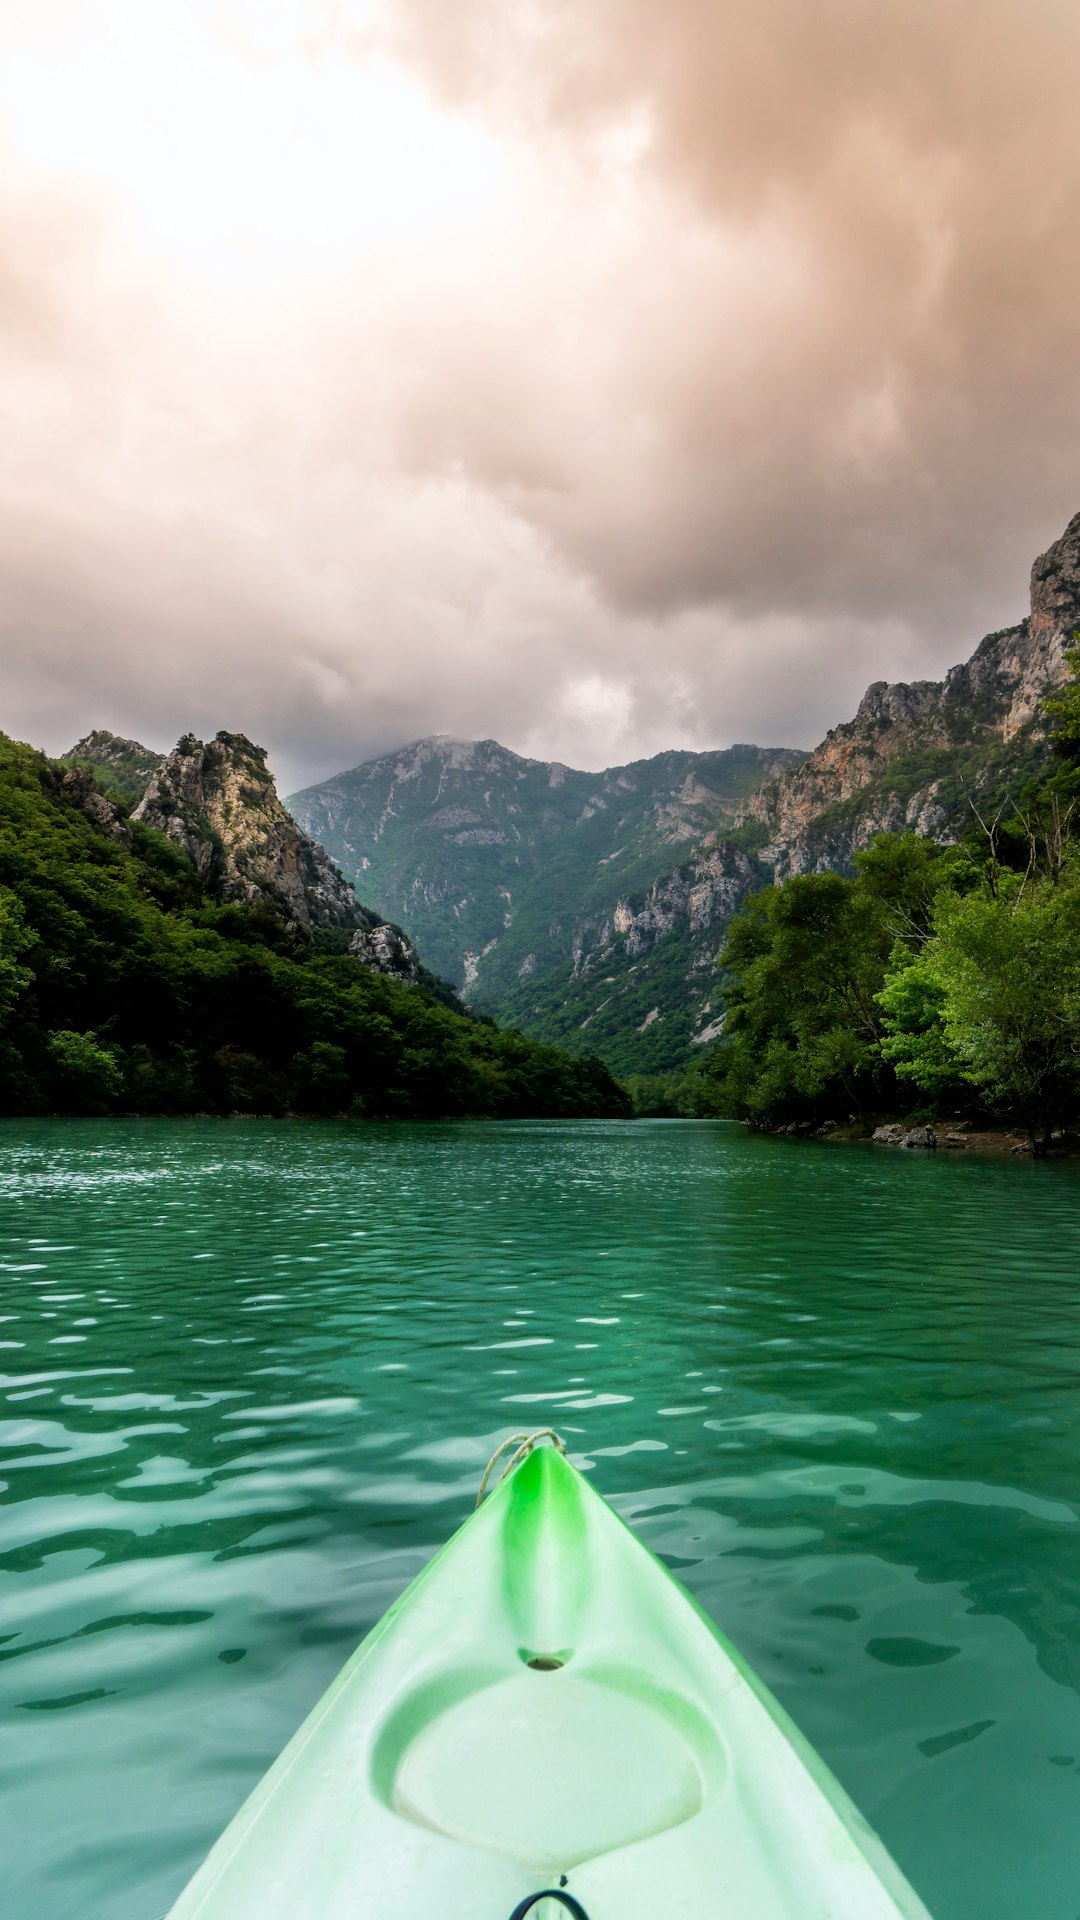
[
  {"xmin": 476, "ymin": 1429, "xmax": 567, "ymax": 1506},
  {"xmin": 507, "ymin": 1891, "xmax": 590, "ymax": 1919}
]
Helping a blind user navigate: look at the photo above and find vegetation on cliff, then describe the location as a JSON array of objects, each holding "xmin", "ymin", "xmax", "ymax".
[
  {"xmin": 700, "ymin": 652, "xmax": 1080, "ymax": 1153},
  {"xmin": 0, "ymin": 734, "xmax": 628, "ymax": 1119},
  {"xmin": 63, "ymin": 730, "xmax": 164, "ymax": 805}
]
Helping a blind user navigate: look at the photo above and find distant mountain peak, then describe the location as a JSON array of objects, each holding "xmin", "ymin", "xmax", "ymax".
[{"xmin": 287, "ymin": 737, "xmax": 803, "ymax": 1064}]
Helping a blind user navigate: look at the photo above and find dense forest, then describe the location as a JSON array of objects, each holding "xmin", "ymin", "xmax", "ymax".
[
  {"xmin": 630, "ymin": 650, "xmax": 1080, "ymax": 1154},
  {"xmin": 0, "ymin": 734, "xmax": 629, "ymax": 1119}
]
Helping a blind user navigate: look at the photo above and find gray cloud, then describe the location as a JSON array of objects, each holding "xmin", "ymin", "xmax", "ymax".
[
  {"xmin": 386, "ymin": 0, "xmax": 1080, "ymax": 612},
  {"xmin": 1, "ymin": 0, "xmax": 1078, "ymax": 790}
]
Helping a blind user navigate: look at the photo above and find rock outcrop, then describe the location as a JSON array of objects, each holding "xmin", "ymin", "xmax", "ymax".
[
  {"xmin": 133, "ymin": 731, "xmax": 421, "ymax": 974},
  {"xmin": 53, "ymin": 762, "xmax": 132, "ymax": 844},
  {"xmin": 64, "ymin": 729, "xmax": 164, "ymax": 803},
  {"xmin": 873, "ymin": 1123, "xmax": 937, "ymax": 1149},
  {"xmin": 739, "ymin": 511, "xmax": 1080, "ymax": 878},
  {"xmin": 604, "ymin": 841, "xmax": 761, "ymax": 955},
  {"xmin": 348, "ymin": 920, "xmax": 420, "ymax": 982}
]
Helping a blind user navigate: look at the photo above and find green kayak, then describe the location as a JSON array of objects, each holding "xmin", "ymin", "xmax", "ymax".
[{"xmin": 167, "ymin": 1435, "xmax": 932, "ymax": 1919}]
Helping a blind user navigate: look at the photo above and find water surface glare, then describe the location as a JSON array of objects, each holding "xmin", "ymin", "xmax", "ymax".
[{"xmin": 2, "ymin": 1118, "xmax": 1080, "ymax": 1919}]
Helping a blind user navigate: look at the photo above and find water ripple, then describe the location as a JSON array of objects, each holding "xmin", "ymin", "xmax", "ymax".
[{"xmin": 1, "ymin": 1117, "xmax": 1080, "ymax": 1918}]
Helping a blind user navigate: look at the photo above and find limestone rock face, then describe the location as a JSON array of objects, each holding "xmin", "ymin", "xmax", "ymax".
[
  {"xmin": 55, "ymin": 763, "xmax": 132, "ymax": 844},
  {"xmin": 133, "ymin": 731, "xmax": 421, "ymax": 975},
  {"xmin": 740, "ymin": 678, "xmax": 948, "ymax": 852},
  {"xmin": 598, "ymin": 842, "xmax": 760, "ymax": 962},
  {"xmin": 1022, "ymin": 508, "xmax": 1080, "ymax": 727},
  {"xmin": 738, "ymin": 511, "xmax": 1080, "ymax": 880},
  {"xmin": 348, "ymin": 921, "xmax": 420, "ymax": 982}
]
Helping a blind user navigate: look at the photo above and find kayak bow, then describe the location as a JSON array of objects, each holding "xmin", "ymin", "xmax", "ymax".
[{"xmin": 167, "ymin": 1435, "xmax": 932, "ymax": 1919}]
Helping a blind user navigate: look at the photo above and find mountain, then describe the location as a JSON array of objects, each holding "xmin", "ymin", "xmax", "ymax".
[
  {"xmin": 286, "ymin": 739, "xmax": 802, "ymax": 1065},
  {"xmin": 542, "ymin": 510, "xmax": 1080, "ymax": 1073},
  {"xmin": 62, "ymin": 727, "xmax": 423, "ymax": 979},
  {"xmin": 132, "ymin": 730, "xmax": 420, "ymax": 977},
  {"xmin": 738, "ymin": 512, "xmax": 1080, "ymax": 876},
  {"xmin": 64, "ymin": 729, "xmax": 164, "ymax": 804},
  {"xmin": 0, "ymin": 730, "xmax": 628, "ymax": 1119},
  {"xmin": 292, "ymin": 511, "xmax": 1080, "ymax": 1076},
  {"xmin": 550, "ymin": 512, "xmax": 1080, "ymax": 1073}
]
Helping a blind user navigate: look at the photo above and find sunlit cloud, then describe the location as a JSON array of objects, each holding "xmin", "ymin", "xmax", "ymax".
[{"xmin": 1, "ymin": 0, "xmax": 1078, "ymax": 789}]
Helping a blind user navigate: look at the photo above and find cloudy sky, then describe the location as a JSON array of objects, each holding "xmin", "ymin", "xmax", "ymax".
[{"xmin": 3, "ymin": 0, "xmax": 1080, "ymax": 791}]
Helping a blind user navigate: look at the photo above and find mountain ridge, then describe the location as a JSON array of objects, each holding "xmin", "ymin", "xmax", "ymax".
[
  {"xmin": 286, "ymin": 738, "xmax": 803, "ymax": 1037},
  {"xmin": 736, "ymin": 511, "xmax": 1080, "ymax": 879},
  {"xmin": 288, "ymin": 510, "xmax": 1080, "ymax": 1074},
  {"xmin": 56, "ymin": 510, "xmax": 1080, "ymax": 1077}
]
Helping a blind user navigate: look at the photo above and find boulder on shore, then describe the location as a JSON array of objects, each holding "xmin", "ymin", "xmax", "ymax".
[{"xmin": 872, "ymin": 1123, "xmax": 937, "ymax": 1149}]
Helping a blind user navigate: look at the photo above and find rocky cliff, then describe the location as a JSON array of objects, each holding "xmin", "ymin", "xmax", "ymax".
[
  {"xmin": 289, "ymin": 510, "xmax": 1080, "ymax": 1073},
  {"xmin": 558, "ymin": 508, "xmax": 1080, "ymax": 1071},
  {"xmin": 489, "ymin": 836, "xmax": 764, "ymax": 1072},
  {"xmin": 132, "ymin": 731, "xmax": 420, "ymax": 976},
  {"xmin": 737, "ymin": 511, "xmax": 1080, "ymax": 877}
]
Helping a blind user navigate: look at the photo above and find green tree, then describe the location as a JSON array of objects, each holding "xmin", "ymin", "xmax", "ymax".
[
  {"xmin": 876, "ymin": 954, "xmax": 964, "ymax": 1100},
  {"xmin": 708, "ymin": 869, "xmax": 893, "ymax": 1125},
  {"xmin": 1044, "ymin": 638, "xmax": 1080, "ymax": 766},
  {"xmin": 883, "ymin": 876, "xmax": 1080, "ymax": 1153},
  {"xmin": 0, "ymin": 885, "xmax": 34, "ymax": 1028},
  {"xmin": 290, "ymin": 1040, "xmax": 350, "ymax": 1114},
  {"xmin": 46, "ymin": 1030, "xmax": 124, "ymax": 1114}
]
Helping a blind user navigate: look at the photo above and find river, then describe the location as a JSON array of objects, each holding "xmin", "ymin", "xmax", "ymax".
[{"xmin": 1, "ymin": 1118, "xmax": 1079, "ymax": 1919}]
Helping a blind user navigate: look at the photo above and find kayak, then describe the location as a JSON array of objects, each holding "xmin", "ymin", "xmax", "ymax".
[{"xmin": 166, "ymin": 1433, "xmax": 933, "ymax": 1920}]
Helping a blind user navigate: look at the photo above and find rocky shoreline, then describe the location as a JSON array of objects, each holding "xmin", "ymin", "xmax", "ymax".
[{"xmin": 764, "ymin": 1118, "xmax": 1075, "ymax": 1158}]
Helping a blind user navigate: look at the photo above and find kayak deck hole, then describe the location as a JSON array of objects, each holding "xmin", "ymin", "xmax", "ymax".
[
  {"xmin": 387, "ymin": 1669, "xmax": 716, "ymax": 1870},
  {"xmin": 521, "ymin": 1650, "xmax": 568, "ymax": 1671}
]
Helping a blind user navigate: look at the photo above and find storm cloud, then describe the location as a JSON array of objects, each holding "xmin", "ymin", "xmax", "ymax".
[{"xmin": 2, "ymin": 0, "xmax": 1079, "ymax": 788}]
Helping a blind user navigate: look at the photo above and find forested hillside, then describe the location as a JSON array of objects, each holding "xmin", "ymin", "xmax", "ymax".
[{"xmin": 0, "ymin": 734, "xmax": 628, "ymax": 1119}]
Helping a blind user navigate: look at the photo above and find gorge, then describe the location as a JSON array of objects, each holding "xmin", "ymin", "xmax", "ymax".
[
  {"xmin": 286, "ymin": 511, "xmax": 1080, "ymax": 1074},
  {"xmin": 43, "ymin": 510, "xmax": 1080, "ymax": 1086}
]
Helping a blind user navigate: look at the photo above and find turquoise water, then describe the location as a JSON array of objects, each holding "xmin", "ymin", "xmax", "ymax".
[{"xmin": 1, "ymin": 1120, "xmax": 1080, "ymax": 1919}]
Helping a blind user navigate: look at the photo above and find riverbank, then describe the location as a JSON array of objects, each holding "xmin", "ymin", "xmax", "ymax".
[{"xmin": 766, "ymin": 1117, "xmax": 1080, "ymax": 1157}]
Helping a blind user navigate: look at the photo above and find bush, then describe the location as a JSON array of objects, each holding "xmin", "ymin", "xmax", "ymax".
[{"xmin": 45, "ymin": 1030, "xmax": 123, "ymax": 1114}]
